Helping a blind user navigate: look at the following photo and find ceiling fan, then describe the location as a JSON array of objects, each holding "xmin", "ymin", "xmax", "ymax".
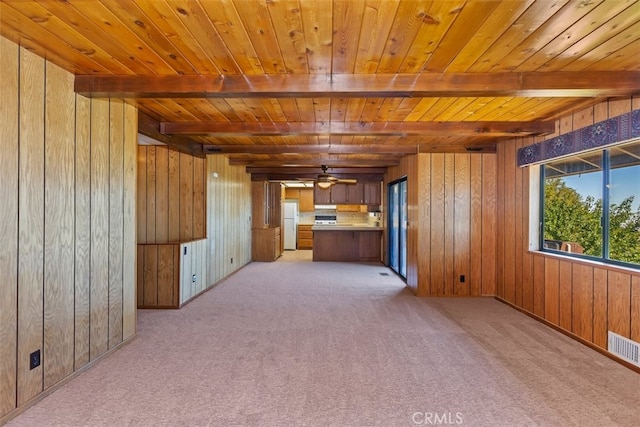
[{"xmin": 301, "ymin": 165, "xmax": 357, "ymax": 189}]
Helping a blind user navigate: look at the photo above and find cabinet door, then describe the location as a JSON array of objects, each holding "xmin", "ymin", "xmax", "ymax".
[
  {"xmin": 358, "ymin": 231, "xmax": 382, "ymax": 262},
  {"xmin": 274, "ymin": 230, "xmax": 281, "ymax": 259},
  {"xmin": 251, "ymin": 181, "xmax": 269, "ymax": 228},
  {"xmin": 330, "ymin": 184, "xmax": 348, "ymax": 203},
  {"xmin": 347, "ymin": 182, "xmax": 364, "ymax": 204},
  {"xmin": 284, "ymin": 188, "xmax": 300, "ymax": 200},
  {"xmin": 299, "ymin": 188, "xmax": 314, "ymax": 211},
  {"xmin": 364, "ymin": 182, "xmax": 381, "ymax": 205},
  {"xmin": 314, "ymin": 185, "xmax": 331, "ymax": 204}
]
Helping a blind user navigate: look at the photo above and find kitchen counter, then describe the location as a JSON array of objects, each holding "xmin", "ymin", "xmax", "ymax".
[{"xmin": 312, "ymin": 224, "xmax": 383, "ymax": 231}]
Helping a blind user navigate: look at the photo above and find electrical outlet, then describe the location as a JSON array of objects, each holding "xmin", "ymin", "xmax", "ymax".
[
  {"xmin": 192, "ymin": 274, "xmax": 196, "ymax": 283},
  {"xmin": 460, "ymin": 275, "xmax": 465, "ymax": 283},
  {"xmin": 30, "ymin": 350, "xmax": 41, "ymax": 370}
]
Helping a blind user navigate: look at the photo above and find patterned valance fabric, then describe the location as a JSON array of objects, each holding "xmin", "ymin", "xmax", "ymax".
[{"xmin": 517, "ymin": 109, "xmax": 640, "ymax": 167}]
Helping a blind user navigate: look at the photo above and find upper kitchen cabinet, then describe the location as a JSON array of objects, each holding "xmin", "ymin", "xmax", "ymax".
[
  {"xmin": 314, "ymin": 185, "xmax": 332, "ymax": 204},
  {"xmin": 285, "ymin": 187, "xmax": 314, "ymax": 211},
  {"xmin": 329, "ymin": 184, "xmax": 348, "ymax": 204},
  {"xmin": 314, "ymin": 182, "xmax": 380, "ymax": 205},
  {"xmin": 299, "ymin": 188, "xmax": 314, "ymax": 212},
  {"xmin": 347, "ymin": 183, "xmax": 364, "ymax": 204},
  {"xmin": 364, "ymin": 182, "xmax": 382, "ymax": 205}
]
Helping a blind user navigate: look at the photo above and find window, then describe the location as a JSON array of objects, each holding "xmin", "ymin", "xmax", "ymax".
[{"xmin": 541, "ymin": 139, "xmax": 640, "ymax": 267}]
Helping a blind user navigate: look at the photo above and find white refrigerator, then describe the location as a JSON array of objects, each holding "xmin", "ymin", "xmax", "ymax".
[{"xmin": 283, "ymin": 200, "xmax": 298, "ymax": 250}]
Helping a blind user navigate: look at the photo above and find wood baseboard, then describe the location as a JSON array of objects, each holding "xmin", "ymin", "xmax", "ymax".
[
  {"xmin": 495, "ymin": 296, "xmax": 640, "ymax": 374},
  {"xmin": 0, "ymin": 334, "xmax": 137, "ymax": 426}
]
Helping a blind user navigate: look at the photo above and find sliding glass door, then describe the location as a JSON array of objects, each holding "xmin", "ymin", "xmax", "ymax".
[{"xmin": 388, "ymin": 178, "xmax": 407, "ymax": 279}]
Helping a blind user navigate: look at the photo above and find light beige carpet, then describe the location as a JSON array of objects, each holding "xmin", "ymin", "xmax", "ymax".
[{"xmin": 7, "ymin": 250, "xmax": 640, "ymax": 426}]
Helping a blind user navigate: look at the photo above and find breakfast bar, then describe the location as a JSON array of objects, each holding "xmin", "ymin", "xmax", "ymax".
[{"xmin": 311, "ymin": 225, "xmax": 383, "ymax": 262}]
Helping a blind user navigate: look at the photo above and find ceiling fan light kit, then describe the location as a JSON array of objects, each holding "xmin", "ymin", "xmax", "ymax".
[
  {"xmin": 316, "ymin": 180, "xmax": 332, "ymax": 190},
  {"xmin": 298, "ymin": 165, "xmax": 357, "ymax": 189}
]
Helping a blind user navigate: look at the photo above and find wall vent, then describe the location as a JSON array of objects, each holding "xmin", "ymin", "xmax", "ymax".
[
  {"xmin": 608, "ymin": 331, "xmax": 640, "ymax": 367},
  {"xmin": 203, "ymin": 145, "xmax": 222, "ymax": 153}
]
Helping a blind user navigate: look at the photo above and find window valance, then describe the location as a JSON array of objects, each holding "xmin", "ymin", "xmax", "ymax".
[{"xmin": 517, "ymin": 109, "xmax": 640, "ymax": 167}]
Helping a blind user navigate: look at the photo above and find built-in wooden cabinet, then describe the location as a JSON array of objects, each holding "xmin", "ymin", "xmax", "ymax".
[
  {"xmin": 329, "ymin": 183, "xmax": 348, "ymax": 203},
  {"xmin": 347, "ymin": 182, "xmax": 365, "ymax": 204},
  {"xmin": 285, "ymin": 188, "xmax": 314, "ymax": 212},
  {"xmin": 297, "ymin": 224, "xmax": 313, "ymax": 249},
  {"xmin": 137, "ymin": 143, "xmax": 208, "ymax": 310},
  {"xmin": 299, "ymin": 188, "xmax": 314, "ymax": 211},
  {"xmin": 252, "ymin": 181, "xmax": 282, "ymax": 261},
  {"xmin": 314, "ymin": 182, "xmax": 380, "ymax": 206},
  {"xmin": 364, "ymin": 182, "xmax": 382, "ymax": 205},
  {"xmin": 252, "ymin": 227, "xmax": 281, "ymax": 261},
  {"xmin": 314, "ymin": 185, "xmax": 332, "ymax": 204},
  {"xmin": 328, "ymin": 183, "xmax": 364, "ymax": 204},
  {"xmin": 252, "ymin": 181, "xmax": 270, "ymax": 228},
  {"xmin": 137, "ymin": 239, "xmax": 207, "ymax": 309},
  {"xmin": 252, "ymin": 181, "xmax": 281, "ymax": 228}
]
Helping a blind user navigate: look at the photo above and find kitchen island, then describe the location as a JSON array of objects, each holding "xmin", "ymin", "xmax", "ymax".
[{"xmin": 312, "ymin": 225, "xmax": 383, "ymax": 262}]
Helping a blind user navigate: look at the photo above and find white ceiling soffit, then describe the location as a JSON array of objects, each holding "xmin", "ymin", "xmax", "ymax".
[{"xmin": 138, "ymin": 133, "xmax": 166, "ymax": 146}]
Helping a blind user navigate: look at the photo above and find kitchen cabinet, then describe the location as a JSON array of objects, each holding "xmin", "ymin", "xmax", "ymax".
[
  {"xmin": 299, "ymin": 188, "xmax": 314, "ymax": 212},
  {"xmin": 285, "ymin": 188, "xmax": 313, "ymax": 212},
  {"xmin": 314, "ymin": 182, "xmax": 379, "ymax": 205},
  {"xmin": 314, "ymin": 185, "xmax": 331, "ymax": 204},
  {"xmin": 364, "ymin": 182, "xmax": 381, "ymax": 205},
  {"xmin": 330, "ymin": 183, "xmax": 348, "ymax": 203},
  {"xmin": 346, "ymin": 182, "xmax": 364, "ymax": 204},
  {"xmin": 284, "ymin": 188, "xmax": 300, "ymax": 200},
  {"xmin": 330, "ymin": 183, "xmax": 363, "ymax": 204},
  {"xmin": 297, "ymin": 224, "xmax": 313, "ymax": 249}
]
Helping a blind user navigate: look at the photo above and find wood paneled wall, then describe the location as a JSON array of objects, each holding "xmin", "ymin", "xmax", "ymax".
[
  {"xmin": 385, "ymin": 153, "xmax": 496, "ymax": 297},
  {"xmin": 496, "ymin": 97, "xmax": 640, "ymax": 352},
  {"xmin": 0, "ymin": 37, "xmax": 137, "ymax": 420},
  {"xmin": 137, "ymin": 145, "xmax": 206, "ymax": 244},
  {"xmin": 207, "ymin": 155, "xmax": 252, "ymax": 287}
]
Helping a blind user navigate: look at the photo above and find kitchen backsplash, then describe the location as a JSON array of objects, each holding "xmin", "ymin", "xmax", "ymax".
[
  {"xmin": 336, "ymin": 212, "xmax": 368, "ymax": 224},
  {"xmin": 299, "ymin": 212, "xmax": 315, "ymax": 224},
  {"xmin": 300, "ymin": 210, "xmax": 372, "ymax": 225}
]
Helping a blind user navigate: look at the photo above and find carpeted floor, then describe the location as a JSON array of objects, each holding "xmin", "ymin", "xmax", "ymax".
[{"xmin": 7, "ymin": 250, "xmax": 640, "ymax": 426}]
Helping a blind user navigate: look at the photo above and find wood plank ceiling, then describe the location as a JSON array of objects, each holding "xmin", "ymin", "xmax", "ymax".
[{"xmin": 1, "ymin": 0, "xmax": 639, "ymax": 178}]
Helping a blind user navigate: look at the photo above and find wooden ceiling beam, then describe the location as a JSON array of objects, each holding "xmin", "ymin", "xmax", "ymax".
[
  {"xmin": 228, "ymin": 158, "xmax": 400, "ymax": 167},
  {"xmin": 163, "ymin": 120, "xmax": 554, "ymax": 136},
  {"xmin": 75, "ymin": 72, "xmax": 640, "ymax": 98},
  {"xmin": 203, "ymin": 144, "xmax": 419, "ymax": 155},
  {"xmin": 138, "ymin": 112, "xmax": 205, "ymax": 158},
  {"xmin": 246, "ymin": 166, "xmax": 387, "ymax": 176},
  {"xmin": 251, "ymin": 173, "xmax": 386, "ymax": 182}
]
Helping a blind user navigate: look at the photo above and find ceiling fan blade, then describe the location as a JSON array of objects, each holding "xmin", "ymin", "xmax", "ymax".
[{"xmin": 336, "ymin": 178, "xmax": 357, "ymax": 184}]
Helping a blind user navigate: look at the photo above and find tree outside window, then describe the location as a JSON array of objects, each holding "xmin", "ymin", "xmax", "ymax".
[{"xmin": 542, "ymin": 140, "xmax": 640, "ymax": 266}]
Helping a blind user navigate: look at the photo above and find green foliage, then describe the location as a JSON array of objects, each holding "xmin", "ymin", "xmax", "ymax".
[
  {"xmin": 608, "ymin": 197, "xmax": 640, "ymax": 264},
  {"xmin": 544, "ymin": 178, "xmax": 640, "ymax": 264}
]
